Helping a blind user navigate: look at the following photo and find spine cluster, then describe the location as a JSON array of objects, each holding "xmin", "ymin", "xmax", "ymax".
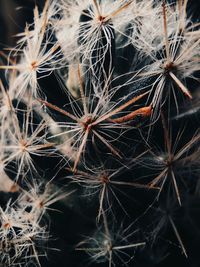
[{"xmin": 0, "ymin": 0, "xmax": 199, "ymax": 266}]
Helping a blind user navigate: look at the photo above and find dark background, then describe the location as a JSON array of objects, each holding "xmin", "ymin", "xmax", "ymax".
[{"xmin": 0, "ymin": 1, "xmax": 200, "ymax": 267}]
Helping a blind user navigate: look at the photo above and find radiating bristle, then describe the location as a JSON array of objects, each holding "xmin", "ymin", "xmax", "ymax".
[{"xmin": 0, "ymin": 0, "xmax": 199, "ymax": 266}]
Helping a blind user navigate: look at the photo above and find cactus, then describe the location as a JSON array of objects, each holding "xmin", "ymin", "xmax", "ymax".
[{"xmin": 0, "ymin": 0, "xmax": 200, "ymax": 266}]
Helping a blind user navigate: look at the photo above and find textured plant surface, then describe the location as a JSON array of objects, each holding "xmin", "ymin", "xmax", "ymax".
[{"xmin": 0, "ymin": 0, "xmax": 200, "ymax": 266}]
